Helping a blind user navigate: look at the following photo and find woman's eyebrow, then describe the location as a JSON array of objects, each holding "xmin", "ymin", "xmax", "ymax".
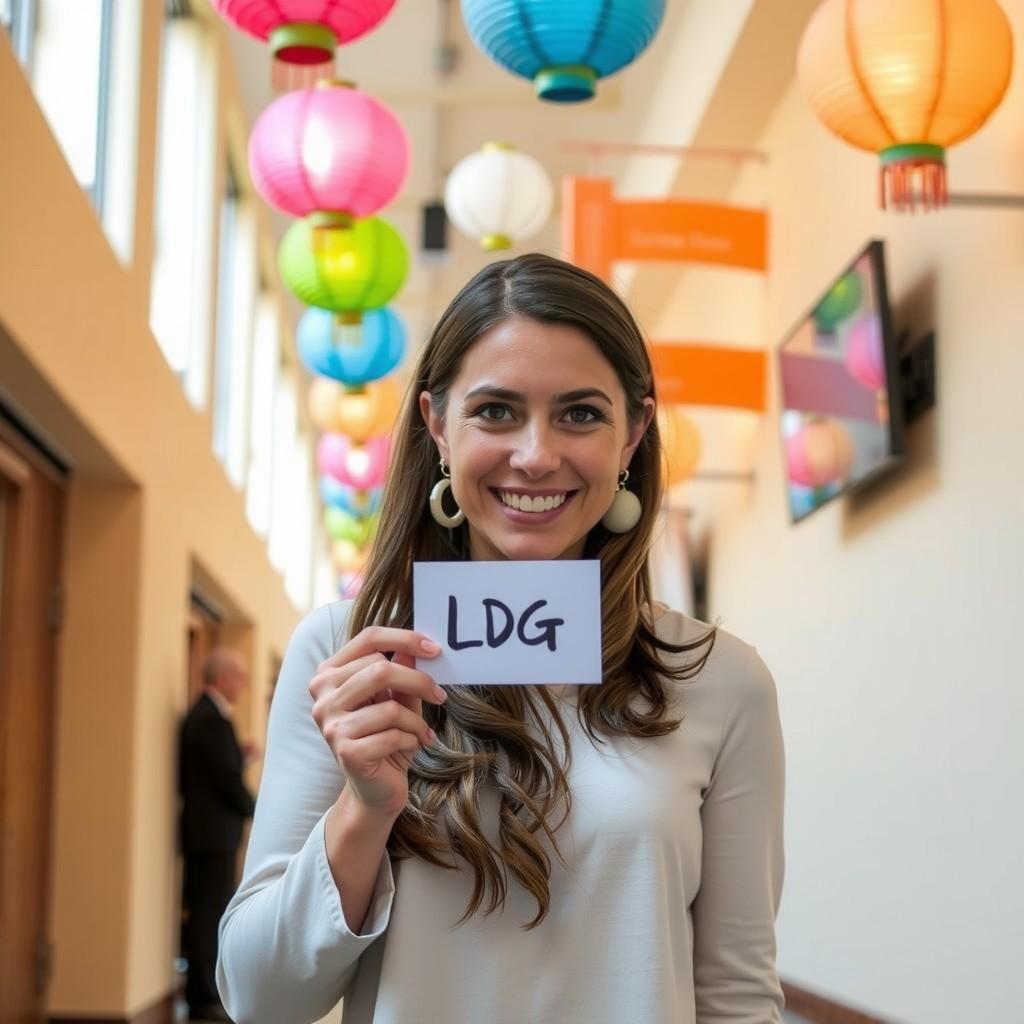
[{"xmin": 463, "ymin": 386, "xmax": 613, "ymax": 404}]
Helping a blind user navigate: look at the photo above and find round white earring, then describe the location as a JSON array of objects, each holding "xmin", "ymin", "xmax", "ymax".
[
  {"xmin": 601, "ymin": 469, "xmax": 642, "ymax": 533},
  {"xmin": 429, "ymin": 457, "xmax": 466, "ymax": 528}
]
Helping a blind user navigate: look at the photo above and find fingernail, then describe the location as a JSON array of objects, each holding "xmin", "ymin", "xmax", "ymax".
[
  {"xmin": 421, "ymin": 639, "xmax": 441, "ymax": 654},
  {"xmin": 425, "ymin": 728, "xmax": 437, "ymax": 744},
  {"xmin": 433, "ymin": 684, "xmax": 448, "ymax": 703}
]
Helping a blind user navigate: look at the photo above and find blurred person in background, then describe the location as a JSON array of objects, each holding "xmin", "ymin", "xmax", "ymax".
[{"xmin": 179, "ymin": 648, "xmax": 259, "ymax": 1022}]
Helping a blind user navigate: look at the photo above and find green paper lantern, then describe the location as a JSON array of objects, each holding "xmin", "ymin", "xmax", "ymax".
[
  {"xmin": 279, "ymin": 216, "xmax": 408, "ymax": 318},
  {"xmin": 324, "ymin": 506, "xmax": 379, "ymax": 547}
]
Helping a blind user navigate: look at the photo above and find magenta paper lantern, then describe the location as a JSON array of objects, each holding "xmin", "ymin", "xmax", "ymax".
[
  {"xmin": 248, "ymin": 83, "xmax": 409, "ymax": 220},
  {"xmin": 786, "ymin": 419, "xmax": 855, "ymax": 488},
  {"xmin": 213, "ymin": 2, "xmax": 396, "ymax": 54},
  {"xmin": 212, "ymin": 2, "xmax": 396, "ymax": 88},
  {"xmin": 844, "ymin": 314, "xmax": 886, "ymax": 391},
  {"xmin": 317, "ymin": 433, "xmax": 391, "ymax": 491}
]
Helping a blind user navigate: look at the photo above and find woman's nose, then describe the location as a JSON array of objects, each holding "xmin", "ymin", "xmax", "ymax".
[{"xmin": 508, "ymin": 423, "xmax": 561, "ymax": 477}]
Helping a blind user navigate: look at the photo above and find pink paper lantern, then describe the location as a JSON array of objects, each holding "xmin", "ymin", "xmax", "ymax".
[
  {"xmin": 317, "ymin": 433, "xmax": 391, "ymax": 491},
  {"xmin": 844, "ymin": 313, "xmax": 886, "ymax": 391},
  {"xmin": 786, "ymin": 419, "xmax": 855, "ymax": 488},
  {"xmin": 249, "ymin": 83, "xmax": 408, "ymax": 220}
]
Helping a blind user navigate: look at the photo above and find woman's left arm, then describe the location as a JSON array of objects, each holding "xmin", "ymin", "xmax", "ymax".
[{"xmin": 692, "ymin": 645, "xmax": 786, "ymax": 1023}]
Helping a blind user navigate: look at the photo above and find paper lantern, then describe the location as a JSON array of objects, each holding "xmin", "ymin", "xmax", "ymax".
[
  {"xmin": 786, "ymin": 419, "xmax": 855, "ymax": 488},
  {"xmin": 798, "ymin": 0, "xmax": 1014, "ymax": 210},
  {"xmin": 461, "ymin": 0, "xmax": 665, "ymax": 102},
  {"xmin": 249, "ymin": 83, "xmax": 408, "ymax": 220},
  {"xmin": 338, "ymin": 570, "xmax": 365, "ymax": 598},
  {"xmin": 308, "ymin": 376, "xmax": 402, "ymax": 442},
  {"xmin": 325, "ymin": 506, "xmax": 379, "ymax": 547},
  {"xmin": 657, "ymin": 407, "xmax": 701, "ymax": 487},
  {"xmin": 298, "ymin": 307, "xmax": 406, "ymax": 386},
  {"xmin": 280, "ymin": 217, "xmax": 408, "ymax": 317},
  {"xmin": 317, "ymin": 433, "xmax": 391, "ymax": 490},
  {"xmin": 212, "ymin": 1, "xmax": 396, "ymax": 88},
  {"xmin": 844, "ymin": 314, "xmax": 886, "ymax": 391},
  {"xmin": 332, "ymin": 539, "xmax": 369, "ymax": 574},
  {"xmin": 444, "ymin": 143, "xmax": 553, "ymax": 250},
  {"xmin": 320, "ymin": 476, "xmax": 383, "ymax": 516}
]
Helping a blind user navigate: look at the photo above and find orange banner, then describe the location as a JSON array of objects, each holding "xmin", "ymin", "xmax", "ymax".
[
  {"xmin": 651, "ymin": 343, "xmax": 766, "ymax": 412},
  {"xmin": 563, "ymin": 176, "xmax": 768, "ymax": 281}
]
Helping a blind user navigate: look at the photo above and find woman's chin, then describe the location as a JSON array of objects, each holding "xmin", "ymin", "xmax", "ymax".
[{"xmin": 475, "ymin": 525, "xmax": 588, "ymax": 562}]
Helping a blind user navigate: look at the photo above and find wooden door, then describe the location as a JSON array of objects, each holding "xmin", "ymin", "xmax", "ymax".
[{"xmin": 0, "ymin": 426, "xmax": 65, "ymax": 1022}]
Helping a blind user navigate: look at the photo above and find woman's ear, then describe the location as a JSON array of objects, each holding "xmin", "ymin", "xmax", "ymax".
[
  {"xmin": 621, "ymin": 397, "xmax": 656, "ymax": 470},
  {"xmin": 419, "ymin": 390, "xmax": 450, "ymax": 464}
]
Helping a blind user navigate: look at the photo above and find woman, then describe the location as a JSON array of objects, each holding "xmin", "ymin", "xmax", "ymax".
[{"xmin": 217, "ymin": 254, "xmax": 785, "ymax": 1023}]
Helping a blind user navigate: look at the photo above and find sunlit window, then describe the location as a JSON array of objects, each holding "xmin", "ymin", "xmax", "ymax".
[
  {"xmin": 149, "ymin": 6, "xmax": 217, "ymax": 408},
  {"xmin": 284, "ymin": 433, "xmax": 315, "ymax": 611},
  {"xmin": 212, "ymin": 163, "xmax": 257, "ymax": 489},
  {"xmin": 245, "ymin": 295, "xmax": 280, "ymax": 537},
  {"xmin": 268, "ymin": 373, "xmax": 298, "ymax": 575},
  {"xmin": 30, "ymin": 0, "xmax": 110, "ymax": 205}
]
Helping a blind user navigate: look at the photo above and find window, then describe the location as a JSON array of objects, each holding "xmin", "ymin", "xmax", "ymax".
[
  {"xmin": 149, "ymin": 7, "xmax": 217, "ymax": 408},
  {"xmin": 212, "ymin": 162, "xmax": 257, "ymax": 488},
  {"xmin": 284, "ymin": 433, "xmax": 315, "ymax": 610},
  {"xmin": 267, "ymin": 371, "xmax": 316, "ymax": 611},
  {"xmin": 268, "ymin": 373, "xmax": 298, "ymax": 575},
  {"xmin": 2, "ymin": 0, "xmax": 35, "ymax": 67},
  {"xmin": 30, "ymin": 0, "xmax": 113, "ymax": 210},
  {"xmin": 245, "ymin": 295, "xmax": 280, "ymax": 537},
  {"xmin": 4, "ymin": 1, "xmax": 139, "ymax": 260}
]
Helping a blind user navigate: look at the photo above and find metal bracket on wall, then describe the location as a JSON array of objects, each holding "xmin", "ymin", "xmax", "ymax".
[
  {"xmin": 947, "ymin": 192, "xmax": 1024, "ymax": 209},
  {"xmin": 897, "ymin": 330, "xmax": 936, "ymax": 425}
]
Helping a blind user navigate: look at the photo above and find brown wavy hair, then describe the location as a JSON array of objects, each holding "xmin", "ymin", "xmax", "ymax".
[{"xmin": 350, "ymin": 253, "xmax": 715, "ymax": 928}]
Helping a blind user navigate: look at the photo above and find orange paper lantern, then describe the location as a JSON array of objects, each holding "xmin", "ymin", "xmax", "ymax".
[
  {"xmin": 308, "ymin": 377, "xmax": 402, "ymax": 443},
  {"xmin": 798, "ymin": 0, "xmax": 1013, "ymax": 210},
  {"xmin": 658, "ymin": 407, "xmax": 701, "ymax": 487}
]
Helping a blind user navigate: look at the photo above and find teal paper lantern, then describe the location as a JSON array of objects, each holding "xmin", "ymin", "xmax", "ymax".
[
  {"xmin": 461, "ymin": 0, "xmax": 666, "ymax": 102},
  {"xmin": 297, "ymin": 307, "xmax": 406, "ymax": 386},
  {"xmin": 320, "ymin": 477, "xmax": 382, "ymax": 516}
]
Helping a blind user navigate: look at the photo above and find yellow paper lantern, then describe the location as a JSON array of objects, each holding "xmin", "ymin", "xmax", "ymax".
[
  {"xmin": 332, "ymin": 538, "xmax": 369, "ymax": 574},
  {"xmin": 658, "ymin": 407, "xmax": 701, "ymax": 487},
  {"xmin": 798, "ymin": 0, "xmax": 1014, "ymax": 210},
  {"xmin": 308, "ymin": 377, "xmax": 403, "ymax": 443}
]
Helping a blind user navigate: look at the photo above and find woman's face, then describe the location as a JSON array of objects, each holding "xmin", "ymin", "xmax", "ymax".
[{"xmin": 420, "ymin": 317, "xmax": 654, "ymax": 562}]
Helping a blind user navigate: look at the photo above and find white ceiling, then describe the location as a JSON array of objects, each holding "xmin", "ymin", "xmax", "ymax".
[{"xmin": 221, "ymin": 0, "xmax": 768, "ymax": 544}]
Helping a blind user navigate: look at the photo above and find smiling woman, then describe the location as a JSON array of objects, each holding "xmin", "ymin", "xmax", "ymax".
[{"xmin": 218, "ymin": 253, "xmax": 786, "ymax": 1024}]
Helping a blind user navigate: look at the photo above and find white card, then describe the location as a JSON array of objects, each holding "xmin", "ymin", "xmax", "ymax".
[{"xmin": 413, "ymin": 560, "xmax": 603, "ymax": 686}]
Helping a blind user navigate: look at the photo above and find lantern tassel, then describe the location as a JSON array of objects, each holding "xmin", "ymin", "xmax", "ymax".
[{"xmin": 879, "ymin": 144, "xmax": 947, "ymax": 212}]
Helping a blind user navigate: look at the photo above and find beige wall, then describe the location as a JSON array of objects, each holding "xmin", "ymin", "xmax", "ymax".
[
  {"xmin": 0, "ymin": 5, "xmax": 303, "ymax": 1015},
  {"xmin": 668, "ymin": 4, "xmax": 1024, "ymax": 1022}
]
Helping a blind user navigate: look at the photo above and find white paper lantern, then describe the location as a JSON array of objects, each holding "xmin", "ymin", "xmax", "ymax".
[{"xmin": 444, "ymin": 142, "xmax": 553, "ymax": 250}]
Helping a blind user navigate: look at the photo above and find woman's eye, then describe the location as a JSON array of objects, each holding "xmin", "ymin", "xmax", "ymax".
[
  {"xmin": 563, "ymin": 405, "xmax": 603, "ymax": 425},
  {"xmin": 477, "ymin": 404, "xmax": 513, "ymax": 422}
]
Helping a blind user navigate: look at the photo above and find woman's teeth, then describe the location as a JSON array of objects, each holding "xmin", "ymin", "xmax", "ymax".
[{"xmin": 498, "ymin": 491, "xmax": 568, "ymax": 513}]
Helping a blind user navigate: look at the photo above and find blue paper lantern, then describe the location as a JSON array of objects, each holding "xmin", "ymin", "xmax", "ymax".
[
  {"xmin": 297, "ymin": 306, "xmax": 406, "ymax": 386},
  {"xmin": 461, "ymin": 0, "xmax": 665, "ymax": 102},
  {"xmin": 320, "ymin": 477, "xmax": 383, "ymax": 517}
]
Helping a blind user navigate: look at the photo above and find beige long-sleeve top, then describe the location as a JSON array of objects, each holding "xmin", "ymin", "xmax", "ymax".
[{"xmin": 218, "ymin": 600, "xmax": 786, "ymax": 1024}]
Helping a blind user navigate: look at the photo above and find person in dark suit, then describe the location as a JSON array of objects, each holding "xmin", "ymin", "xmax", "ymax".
[{"xmin": 179, "ymin": 648, "xmax": 258, "ymax": 1022}]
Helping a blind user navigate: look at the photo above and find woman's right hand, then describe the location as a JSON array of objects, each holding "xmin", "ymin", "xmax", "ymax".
[{"xmin": 309, "ymin": 626, "xmax": 446, "ymax": 821}]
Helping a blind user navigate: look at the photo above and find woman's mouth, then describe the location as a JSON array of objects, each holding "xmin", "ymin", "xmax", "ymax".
[{"xmin": 489, "ymin": 488, "xmax": 578, "ymax": 523}]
